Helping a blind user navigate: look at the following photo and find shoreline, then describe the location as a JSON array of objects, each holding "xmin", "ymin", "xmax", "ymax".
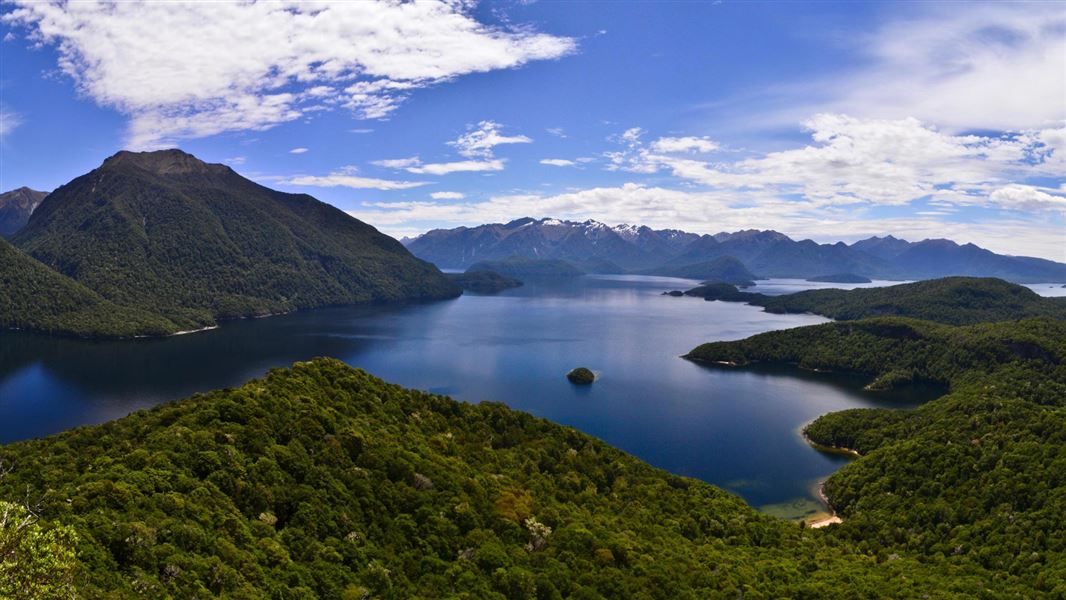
[{"xmin": 798, "ymin": 418, "xmax": 859, "ymax": 528}]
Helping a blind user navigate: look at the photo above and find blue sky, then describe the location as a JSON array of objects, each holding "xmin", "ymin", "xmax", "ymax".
[{"xmin": 2, "ymin": 1, "xmax": 1064, "ymax": 260}]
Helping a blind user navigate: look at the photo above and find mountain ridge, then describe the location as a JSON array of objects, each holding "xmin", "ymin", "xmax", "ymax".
[
  {"xmin": 0, "ymin": 186, "xmax": 48, "ymax": 237},
  {"xmin": 404, "ymin": 217, "xmax": 1066, "ymax": 283}
]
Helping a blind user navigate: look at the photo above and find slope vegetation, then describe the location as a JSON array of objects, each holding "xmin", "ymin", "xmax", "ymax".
[
  {"xmin": 686, "ymin": 318, "xmax": 1066, "ymax": 593},
  {"xmin": 0, "ymin": 359, "xmax": 1011, "ymax": 598},
  {"xmin": 0, "ymin": 237, "xmax": 177, "ymax": 337},
  {"xmin": 13, "ymin": 150, "xmax": 458, "ymax": 333}
]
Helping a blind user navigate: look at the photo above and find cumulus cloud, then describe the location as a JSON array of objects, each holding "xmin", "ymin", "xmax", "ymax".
[
  {"xmin": 289, "ymin": 147, "xmax": 308, "ymax": 154},
  {"xmin": 286, "ymin": 167, "xmax": 428, "ymax": 191},
  {"xmin": 430, "ymin": 191, "xmax": 465, "ymax": 200},
  {"xmin": 650, "ymin": 136, "xmax": 718, "ymax": 153},
  {"xmin": 540, "ymin": 159, "xmax": 576, "ymax": 167},
  {"xmin": 4, "ymin": 1, "xmax": 575, "ymax": 148},
  {"xmin": 606, "ymin": 115, "xmax": 1065, "ymax": 210},
  {"xmin": 449, "ymin": 121, "xmax": 531, "ymax": 158}
]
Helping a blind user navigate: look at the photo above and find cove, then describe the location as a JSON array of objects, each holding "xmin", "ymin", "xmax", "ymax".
[{"xmin": 0, "ymin": 275, "xmax": 942, "ymax": 511}]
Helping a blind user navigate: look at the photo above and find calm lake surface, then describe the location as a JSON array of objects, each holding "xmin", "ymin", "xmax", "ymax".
[{"xmin": 1, "ymin": 275, "xmax": 943, "ymax": 514}]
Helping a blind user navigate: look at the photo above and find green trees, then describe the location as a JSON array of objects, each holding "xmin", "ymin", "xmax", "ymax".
[
  {"xmin": 686, "ymin": 317, "xmax": 1066, "ymax": 593},
  {"xmin": 0, "ymin": 500, "xmax": 79, "ymax": 599},
  {"xmin": 0, "ymin": 358, "xmax": 1013, "ymax": 598}
]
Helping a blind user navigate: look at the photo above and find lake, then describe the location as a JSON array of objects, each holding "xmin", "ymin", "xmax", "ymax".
[{"xmin": 1, "ymin": 275, "xmax": 941, "ymax": 516}]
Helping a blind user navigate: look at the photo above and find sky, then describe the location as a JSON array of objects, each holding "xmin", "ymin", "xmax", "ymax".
[{"xmin": 1, "ymin": 1, "xmax": 1064, "ymax": 261}]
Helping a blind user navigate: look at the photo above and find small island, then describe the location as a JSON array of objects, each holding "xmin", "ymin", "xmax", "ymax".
[
  {"xmin": 566, "ymin": 367, "xmax": 596, "ymax": 384},
  {"xmin": 807, "ymin": 273, "xmax": 872, "ymax": 283},
  {"xmin": 446, "ymin": 270, "xmax": 523, "ymax": 294},
  {"xmin": 467, "ymin": 255, "xmax": 584, "ymax": 278}
]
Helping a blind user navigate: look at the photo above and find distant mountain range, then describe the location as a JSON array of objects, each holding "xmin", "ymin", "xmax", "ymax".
[
  {"xmin": 404, "ymin": 217, "xmax": 1066, "ymax": 283},
  {"xmin": 0, "ymin": 186, "xmax": 47, "ymax": 237},
  {"xmin": 2, "ymin": 149, "xmax": 458, "ymax": 337}
]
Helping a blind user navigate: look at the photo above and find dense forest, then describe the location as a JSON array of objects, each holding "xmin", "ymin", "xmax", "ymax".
[
  {"xmin": 7, "ymin": 150, "xmax": 458, "ymax": 338},
  {"xmin": 467, "ymin": 256, "xmax": 584, "ymax": 278},
  {"xmin": 0, "ymin": 237, "xmax": 178, "ymax": 337},
  {"xmin": 0, "ymin": 358, "xmax": 1033, "ymax": 598},
  {"xmin": 675, "ymin": 277, "xmax": 1066, "ymax": 325},
  {"xmin": 686, "ymin": 317, "xmax": 1066, "ymax": 594}
]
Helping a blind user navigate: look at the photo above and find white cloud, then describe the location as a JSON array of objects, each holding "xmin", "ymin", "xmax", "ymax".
[
  {"xmin": 650, "ymin": 136, "xmax": 718, "ymax": 153},
  {"xmin": 373, "ymin": 157, "xmax": 423, "ymax": 169},
  {"xmin": 0, "ymin": 107, "xmax": 20, "ymax": 138},
  {"xmin": 546, "ymin": 127, "xmax": 566, "ymax": 138},
  {"xmin": 348, "ymin": 182, "xmax": 1066, "ymax": 261},
  {"xmin": 430, "ymin": 191, "xmax": 465, "ymax": 200},
  {"xmin": 540, "ymin": 159, "xmax": 576, "ymax": 167},
  {"xmin": 289, "ymin": 147, "xmax": 308, "ymax": 154},
  {"xmin": 752, "ymin": 4, "xmax": 1066, "ymax": 132},
  {"xmin": 349, "ymin": 128, "xmax": 374, "ymax": 134},
  {"xmin": 606, "ymin": 115, "xmax": 1063, "ymax": 211},
  {"xmin": 449, "ymin": 121, "xmax": 531, "ymax": 158},
  {"xmin": 223, "ymin": 156, "xmax": 246, "ymax": 166},
  {"xmin": 407, "ymin": 159, "xmax": 505, "ymax": 175},
  {"xmin": 5, "ymin": 1, "xmax": 575, "ymax": 148},
  {"xmin": 286, "ymin": 167, "xmax": 428, "ymax": 190},
  {"xmin": 988, "ymin": 184, "xmax": 1066, "ymax": 211}
]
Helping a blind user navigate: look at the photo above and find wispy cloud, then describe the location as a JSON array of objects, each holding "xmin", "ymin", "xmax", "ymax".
[
  {"xmin": 430, "ymin": 191, "xmax": 465, "ymax": 200},
  {"xmin": 540, "ymin": 159, "xmax": 576, "ymax": 167},
  {"xmin": 0, "ymin": 107, "xmax": 20, "ymax": 139},
  {"xmin": 449, "ymin": 121, "xmax": 531, "ymax": 158},
  {"xmin": 5, "ymin": 1, "xmax": 575, "ymax": 148},
  {"xmin": 289, "ymin": 147, "xmax": 309, "ymax": 154},
  {"xmin": 407, "ymin": 159, "xmax": 505, "ymax": 175},
  {"xmin": 286, "ymin": 166, "xmax": 428, "ymax": 190}
]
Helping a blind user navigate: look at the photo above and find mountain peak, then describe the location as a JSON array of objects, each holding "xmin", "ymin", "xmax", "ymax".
[{"xmin": 102, "ymin": 149, "xmax": 231, "ymax": 176}]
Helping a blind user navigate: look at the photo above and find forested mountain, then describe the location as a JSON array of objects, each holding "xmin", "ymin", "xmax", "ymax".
[
  {"xmin": 467, "ymin": 255, "xmax": 584, "ymax": 278},
  {"xmin": 0, "ymin": 237, "xmax": 178, "ymax": 337},
  {"xmin": 644, "ymin": 255, "xmax": 756, "ymax": 285},
  {"xmin": 10, "ymin": 150, "xmax": 459, "ymax": 335},
  {"xmin": 675, "ymin": 277, "xmax": 1066, "ymax": 325},
  {"xmin": 405, "ymin": 218, "xmax": 1066, "ymax": 282},
  {"xmin": 0, "ymin": 358, "xmax": 1030, "ymax": 598},
  {"xmin": 685, "ymin": 318, "xmax": 1066, "ymax": 593},
  {"xmin": 0, "ymin": 186, "xmax": 47, "ymax": 236}
]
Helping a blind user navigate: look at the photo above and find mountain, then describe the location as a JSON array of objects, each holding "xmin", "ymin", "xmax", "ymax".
[
  {"xmin": 0, "ymin": 357, "xmax": 1019, "ymax": 597},
  {"xmin": 0, "ymin": 186, "xmax": 47, "ymax": 236},
  {"xmin": 646, "ymin": 255, "xmax": 756, "ymax": 285},
  {"xmin": 0, "ymin": 237, "xmax": 177, "ymax": 337},
  {"xmin": 404, "ymin": 217, "xmax": 697, "ymax": 271},
  {"xmin": 12, "ymin": 149, "xmax": 459, "ymax": 333},
  {"xmin": 406, "ymin": 219, "xmax": 1066, "ymax": 283},
  {"xmin": 466, "ymin": 255, "xmax": 584, "ymax": 277}
]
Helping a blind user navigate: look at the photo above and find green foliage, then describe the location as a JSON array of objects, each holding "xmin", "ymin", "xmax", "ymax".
[
  {"xmin": 687, "ymin": 317, "xmax": 1066, "ymax": 593},
  {"xmin": 0, "ymin": 358, "xmax": 1010, "ymax": 598},
  {"xmin": 0, "ymin": 500, "xmax": 79, "ymax": 599},
  {"xmin": 566, "ymin": 367, "xmax": 595, "ymax": 385},
  {"xmin": 0, "ymin": 237, "xmax": 178, "ymax": 337},
  {"xmin": 447, "ymin": 270, "xmax": 523, "ymax": 294},
  {"xmin": 756, "ymin": 277, "xmax": 1066, "ymax": 325},
  {"xmin": 9, "ymin": 150, "xmax": 459, "ymax": 338}
]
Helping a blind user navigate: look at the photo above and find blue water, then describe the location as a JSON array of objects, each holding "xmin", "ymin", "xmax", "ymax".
[{"xmin": 0, "ymin": 275, "xmax": 939, "ymax": 510}]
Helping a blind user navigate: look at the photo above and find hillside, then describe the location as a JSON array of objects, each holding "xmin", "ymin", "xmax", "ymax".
[
  {"xmin": 13, "ymin": 150, "xmax": 459, "ymax": 332},
  {"xmin": 446, "ymin": 270, "xmax": 523, "ymax": 294},
  {"xmin": 0, "ymin": 358, "xmax": 1017, "ymax": 598},
  {"xmin": 685, "ymin": 318, "xmax": 1066, "ymax": 593},
  {"xmin": 0, "ymin": 186, "xmax": 47, "ymax": 236},
  {"xmin": 467, "ymin": 255, "xmax": 584, "ymax": 277},
  {"xmin": 406, "ymin": 219, "xmax": 1066, "ymax": 283},
  {"xmin": 756, "ymin": 277, "xmax": 1066, "ymax": 325},
  {"xmin": 642, "ymin": 255, "xmax": 756, "ymax": 285},
  {"xmin": 0, "ymin": 237, "xmax": 178, "ymax": 337}
]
